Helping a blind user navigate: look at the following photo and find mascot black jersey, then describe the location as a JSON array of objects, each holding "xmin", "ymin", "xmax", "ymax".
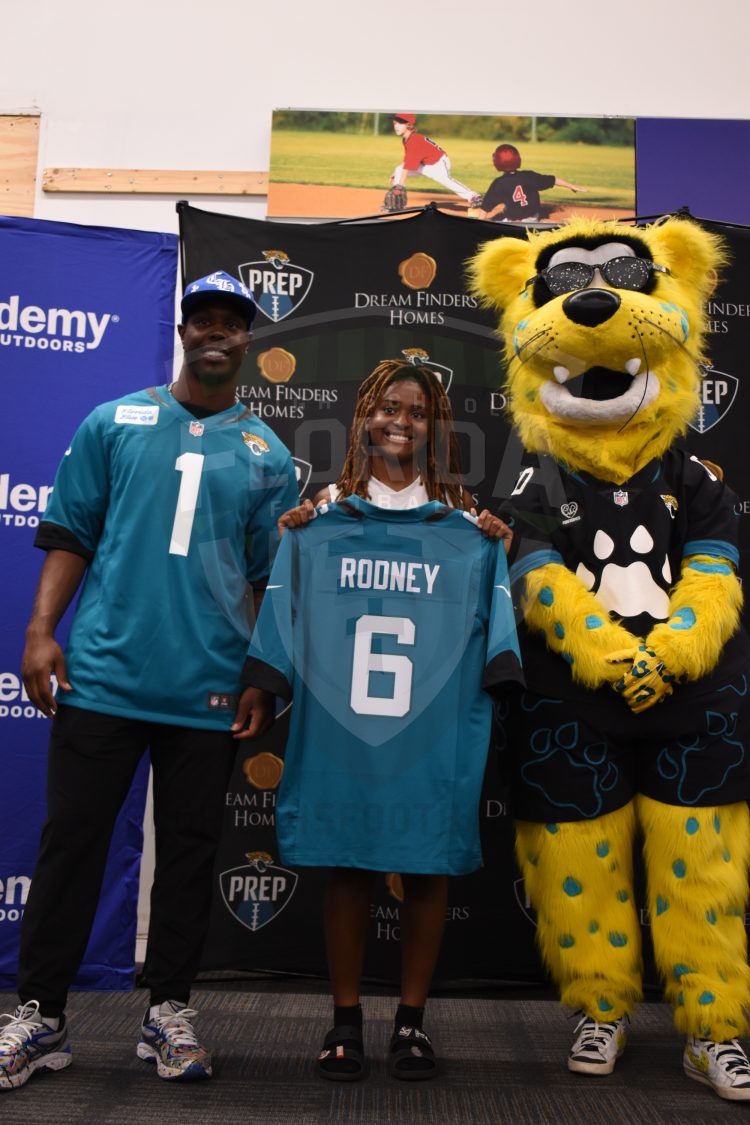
[{"xmin": 505, "ymin": 448, "xmax": 750, "ymax": 700}]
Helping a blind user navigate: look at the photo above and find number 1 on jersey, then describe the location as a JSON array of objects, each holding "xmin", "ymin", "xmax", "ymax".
[
  {"xmin": 350, "ymin": 614, "xmax": 415, "ymax": 717},
  {"xmin": 170, "ymin": 451, "xmax": 204, "ymax": 556}
]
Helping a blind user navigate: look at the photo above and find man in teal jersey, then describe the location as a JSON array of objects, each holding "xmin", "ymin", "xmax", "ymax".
[{"xmin": 0, "ymin": 273, "xmax": 298, "ymax": 1090}]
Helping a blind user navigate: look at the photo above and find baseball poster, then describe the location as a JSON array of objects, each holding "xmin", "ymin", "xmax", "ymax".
[{"xmin": 267, "ymin": 109, "xmax": 636, "ymax": 223}]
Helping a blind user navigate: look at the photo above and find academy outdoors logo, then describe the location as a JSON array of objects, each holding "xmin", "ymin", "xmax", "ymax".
[
  {"xmin": 239, "ymin": 250, "xmax": 314, "ymax": 324},
  {"xmin": 219, "ymin": 851, "xmax": 298, "ymax": 933},
  {"xmin": 0, "ymin": 872, "xmax": 30, "ymax": 923},
  {"xmin": 689, "ymin": 367, "xmax": 739, "ymax": 434},
  {"xmin": 0, "ymin": 293, "xmax": 116, "ymax": 353}
]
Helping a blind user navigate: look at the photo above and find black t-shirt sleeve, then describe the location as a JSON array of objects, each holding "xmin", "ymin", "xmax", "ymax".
[
  {"xmin": 528, "ymin": 172, "xmax": 556, "ymax": 191},
  {"xmin": 34, "ymin": 520, "xmax": 94, "ymax": 561}
]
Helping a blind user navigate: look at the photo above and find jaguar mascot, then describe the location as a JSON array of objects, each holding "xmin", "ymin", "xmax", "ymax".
[{"xmin": 471, "ymin": 216, "xmax": 750, "ymax": 1100}]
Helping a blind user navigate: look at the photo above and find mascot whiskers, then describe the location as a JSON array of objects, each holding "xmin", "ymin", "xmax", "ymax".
[{"xmin": 471, "ymin": 217, "xmax": 750, "ymax": 1100}]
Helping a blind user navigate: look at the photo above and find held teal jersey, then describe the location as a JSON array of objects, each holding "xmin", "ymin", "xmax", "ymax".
[
  {"xmin": 245, "ymin": 496, "xmax": 524, "ymax": 875},
  {"xmin": 40, "ymin": 386, "xmax": 298, "ymax": 728}
]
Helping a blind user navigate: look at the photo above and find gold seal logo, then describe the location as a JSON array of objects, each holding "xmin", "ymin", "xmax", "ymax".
[
  {"xmin": 243, "ymin": 752, "xmax": 284, "ymax": 790},
  {"xmin": 385, "ymin": 873, "xmax": 405, "ymax": 902},
  {"xmin": 257, "ymin": 347, "xmax": 297, "ymax": 384},
  {"xmin": 398, "ymin": 252, "xmax": 437, "ymax": 290}
]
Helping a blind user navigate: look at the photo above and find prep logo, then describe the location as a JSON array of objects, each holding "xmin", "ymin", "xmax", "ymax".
[
  {"xmin": 239, "ymin": 250, "xmax": 314, "ymax": 324},
  {"xmin": 689, "ymin": 367, "xmax": 739, "ymax": 434},
  {"xmin": 0, "ymin": 295, "xmax": 116, "ymax": 354},
  {"xmin": 219, "ymin": 851, "xmax": 298, "ymax": 932}
]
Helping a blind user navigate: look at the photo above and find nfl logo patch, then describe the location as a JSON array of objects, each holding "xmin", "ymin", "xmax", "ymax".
[
  {"xmin": 189, "ymin": 420, "xmax": 204, "ymax": 437},
  {"xmin": 613, "ymin": 490, "xmax": 629, "ymax": 507}
]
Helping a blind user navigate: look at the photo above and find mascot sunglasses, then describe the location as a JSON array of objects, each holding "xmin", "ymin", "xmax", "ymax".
[{"xmin": 526, "ymin": 256, "xmax": 670, "ymax": 297}]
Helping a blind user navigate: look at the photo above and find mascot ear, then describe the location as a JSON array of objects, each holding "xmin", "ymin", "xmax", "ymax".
[
  {"xmin": 468, "ymin": 236, "xmax": 535, "ymax": 312},
  {"xmin": 647, "ymin": 219, "xmax": 728, "ymax": 302}
]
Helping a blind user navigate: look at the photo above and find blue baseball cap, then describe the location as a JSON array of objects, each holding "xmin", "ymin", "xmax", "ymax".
[{"xmin": 181, "ymin": 271, "xmax": 256, "ymax": 327}]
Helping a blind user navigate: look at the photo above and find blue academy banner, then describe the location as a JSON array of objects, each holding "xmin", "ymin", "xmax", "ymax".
[{"xmin": 0, "ymin": 215, "xmax": 178, "ymax": 990}]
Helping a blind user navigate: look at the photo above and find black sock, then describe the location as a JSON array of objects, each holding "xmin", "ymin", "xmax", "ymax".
[
  {"xmin": 334, "ymin": 1003, "xmax": 362, "ymax": 1030},
  {"xmin": 395, "ymin": 1003, "xmax": 424, "ymax": 1030}
]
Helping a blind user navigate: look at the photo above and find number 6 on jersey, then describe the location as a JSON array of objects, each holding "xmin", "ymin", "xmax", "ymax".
[{"xmin": 350, "ymin": 614, "xmax": 415, "ymax": 717}]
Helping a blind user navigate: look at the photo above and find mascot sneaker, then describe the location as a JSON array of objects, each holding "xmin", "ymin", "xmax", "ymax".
[
  {"xmin": 0, "ymin": 1000, "xmax": 71, "ymax": 1090},
  {"xmin": 568, "ymin": 1014, "xmax": 627, "ymax": 1075},
  {"xmin": 137, "ymin": 1000, "xmax": 211, "ymax": 1080},
  {"xmin": 684, "ymin": 1036, "xmax": 750, "ymax": 1101}
]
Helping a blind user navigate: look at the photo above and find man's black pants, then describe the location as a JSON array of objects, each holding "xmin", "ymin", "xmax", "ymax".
[{"xmin": 17, "ymin": 705, "xmax": 237, "ymax": 1017}]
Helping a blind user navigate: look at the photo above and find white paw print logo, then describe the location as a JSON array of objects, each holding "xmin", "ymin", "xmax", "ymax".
[{"xmin": 576, "ymin": 524, "xmax": 670, "ymax": 619}]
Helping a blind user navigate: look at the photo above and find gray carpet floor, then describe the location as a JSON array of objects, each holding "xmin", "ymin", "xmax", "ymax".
[{"xmin": 0, "ymin": 987, "xmax": 747, "ymax": 1124}]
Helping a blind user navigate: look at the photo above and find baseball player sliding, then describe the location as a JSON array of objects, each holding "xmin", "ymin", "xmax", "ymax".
[{"xmin": 384, "ymin": 113, "xmax": 482, "ymax": 211}]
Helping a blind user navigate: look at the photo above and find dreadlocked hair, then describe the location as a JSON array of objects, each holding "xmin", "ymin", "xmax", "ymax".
[{"xmin": 335, "ymin": 359, "xmax": 464, "ymax": 507}]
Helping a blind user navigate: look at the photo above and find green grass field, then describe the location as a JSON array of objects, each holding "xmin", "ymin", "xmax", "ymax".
[{"xmin": 270, "ymin": 131, "xmax": 635, "ymax": 209}]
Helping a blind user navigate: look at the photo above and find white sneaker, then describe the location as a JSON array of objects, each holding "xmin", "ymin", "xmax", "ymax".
[
  {"xmin": 568, "ymin": 1013, "xmax": 627, "ymax": 1075},
  {"xmin": 0, "ymin": 1000, "xmax": 71, "ymax": 1090},
  {"xmin": 137, "ymin": 1001, "xmax": 211, "ymax": 1081},
  {"xmin": 684, "ymin": 1036, "xmax": 750, "ymax": 1101}
]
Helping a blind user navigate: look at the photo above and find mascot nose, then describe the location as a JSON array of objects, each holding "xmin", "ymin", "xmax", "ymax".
[{"xmin": 562, "ymin": 288, "xmax": 621, "ymax": 327}]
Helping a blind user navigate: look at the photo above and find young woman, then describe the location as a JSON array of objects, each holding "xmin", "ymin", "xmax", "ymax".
[{"xmin": 276, "ymin": 358, "xmax": 512, "ymax": 1081}]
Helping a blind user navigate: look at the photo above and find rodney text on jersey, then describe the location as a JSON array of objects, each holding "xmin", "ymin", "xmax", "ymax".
[{"xmin": 339, "ymin": 557, "xmax": 439, "ymax": 594}]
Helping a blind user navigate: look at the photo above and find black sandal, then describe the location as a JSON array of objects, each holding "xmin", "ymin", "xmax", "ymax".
[
  {"xmin": 317, "ymin": 1024, "xmax": 367, "ymax": 1082},
  {"xmin": 388, "ymin": 1025, "xmax": 438, "ymax": 1080}
]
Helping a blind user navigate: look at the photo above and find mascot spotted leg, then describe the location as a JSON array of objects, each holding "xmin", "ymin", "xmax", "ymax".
[
  {"xmin": 515, "ymin": 804, "xmax": 642, "ymax": 1071},
  {"xmin": 471, "ymin": 216, "xmax": 750, "ymax": 1100}
]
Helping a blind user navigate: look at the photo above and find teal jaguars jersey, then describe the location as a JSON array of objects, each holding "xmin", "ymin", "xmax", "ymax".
[
  {"xmin": 245, "ymin": 496, "xmax": 524, "ymax": 874},
  {"xmin": 42, "ymin": 386, "xmax": 298, "ymax": 728}
]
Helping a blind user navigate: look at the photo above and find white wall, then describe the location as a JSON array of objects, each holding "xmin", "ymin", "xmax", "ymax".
[{"xmin": 3, "ymin": 0, "xmax": 749, "ymax": 236}]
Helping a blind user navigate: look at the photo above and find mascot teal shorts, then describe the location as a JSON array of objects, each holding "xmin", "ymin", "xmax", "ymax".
[{"xmin": 497, "ymin": 673, "xmax": 750, "ymax": 821}]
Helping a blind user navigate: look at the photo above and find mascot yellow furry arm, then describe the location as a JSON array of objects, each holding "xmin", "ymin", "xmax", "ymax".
[
  {"xmin": 522, "ymin": 563, "xmax": 639, "ymax": 690},
  {"xmin": 469, "ymin": 216, "xmax": 742, "ymax": 710}
]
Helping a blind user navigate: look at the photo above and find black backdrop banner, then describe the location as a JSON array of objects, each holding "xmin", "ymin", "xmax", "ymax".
[
  {"xmin": 686, "ymin": 220, "xmax": 750, "ymax": 583},
  {"xmin": 179, "ymin": 205, "xmax": 750, "ymax": 985}
]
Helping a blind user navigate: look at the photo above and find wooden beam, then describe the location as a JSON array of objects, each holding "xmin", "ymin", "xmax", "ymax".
[
  {"xmin": 42, "ymin": 168, "xmax": 269, "ymax": 195},
  {"xmin": 0, "ymin": 115, "xmax": 40, "ymax": 217}
]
